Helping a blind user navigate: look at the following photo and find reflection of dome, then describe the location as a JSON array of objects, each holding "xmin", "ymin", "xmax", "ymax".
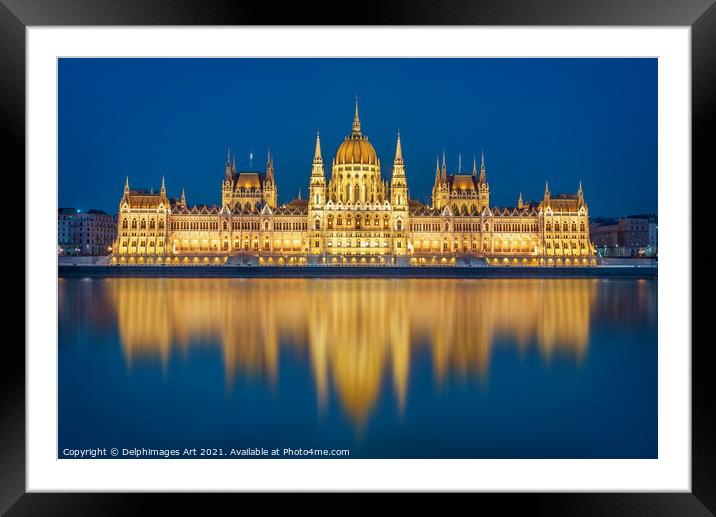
[
  {"xmin": 333, "ymin": 99, "xmax": 379, "ymax": 166},
  {"xmin": 335, "ymin": 134, "xmax": 378, "ymax": 165}
]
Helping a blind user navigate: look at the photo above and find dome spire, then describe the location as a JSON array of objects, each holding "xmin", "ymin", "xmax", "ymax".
[{"xmin": 352, "ymin": 96, "xmax": 361, "ymax": 134}]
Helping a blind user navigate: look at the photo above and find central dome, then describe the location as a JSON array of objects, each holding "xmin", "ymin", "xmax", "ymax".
[
  {"xmin": 333, "ymin": 99, "xmax": 379, "ymax": 166},
  {"xmin": 335, "ymin": 134, "xmax": 378, "ymax": 166}
]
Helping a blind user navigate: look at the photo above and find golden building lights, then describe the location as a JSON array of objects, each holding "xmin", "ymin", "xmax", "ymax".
[
  {"xmin": 101, "ymin": 278, "xmax": 597, "ymax": 427},
  {"xmin": 112, "ymin": 101, "xmax": 596, "ymax": 266}
]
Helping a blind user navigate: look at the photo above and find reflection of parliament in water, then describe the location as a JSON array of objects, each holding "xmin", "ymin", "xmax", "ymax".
[
  {"xmin": 109, "ymin": 278, "xmax": 597, "ymax": 425},
  {"xmin": 113, "ymin": 100, "xmax": 596, "ymax": 266}
]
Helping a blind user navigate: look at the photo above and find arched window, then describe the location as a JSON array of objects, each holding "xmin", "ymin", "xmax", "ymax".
[
  {"xmin": 396, "ymin": 220, "xmax": 402, "ymax": 231},
  {"xmin": 140, "ymin": 220, "xmax": 146, "ymax": 229},
  {"xmin": 122, "ymin": 220, "xmax": 128, "ymax": 229},
  {"xmin": 314, "ymin": 219, "xmax": 321, "ymax": 230},
  {"xmin": 149, "ymin": 220, "xmax": 155, "ymax": 229},
  {"xmin": 223, "ymin": 221, "xmax": 227, "ymax": 230},
  {"xmin": 131, "ymin": 219, "xmax": 137, "ymax": 229},
  {"xmin": 580, "ymin": 221, "xmax": 586, "ymax": 232},
  {"xmin": 159, "ymin": 220, "xmax": 164, "ymax": 230},
  {"xmin": 264, "ymin": 221, "xmax": 269, "ymax": 231},
  {"xmin": 572, "ymin": 222, "xmax": 577, "ymax": 232}
]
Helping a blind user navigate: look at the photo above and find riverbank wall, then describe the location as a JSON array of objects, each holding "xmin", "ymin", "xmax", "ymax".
[{"xmin": 58, "ymin": 265, "xmax": 657, "ymax": 279}]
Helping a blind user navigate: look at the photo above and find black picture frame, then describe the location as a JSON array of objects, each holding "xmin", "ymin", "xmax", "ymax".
[{"xmin": 3, "ymin": 0, "xmax": 710, "ymax": 514}]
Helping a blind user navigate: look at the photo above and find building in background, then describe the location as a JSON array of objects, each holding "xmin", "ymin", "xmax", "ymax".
[
  {"xmin": 112, "ymin": 101, "xmax": 596, "ymax": 266},
  {"xmin": 590, "ymin": 215, "xmax": 657, "ymax": 258},
  {"xmin": 58, "ymin": 208, "xmax": 117, "ymax": 256}
]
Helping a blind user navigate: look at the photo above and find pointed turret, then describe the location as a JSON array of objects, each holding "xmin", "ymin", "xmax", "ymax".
[
  {"xmin": 266, "ymin": 147, "xmax": 274, "ymax": 181},
  {"xmin": 391, "ymin": 132, "xmax": 407, "ymax": 209},
  {"xmin": 472, "ymin": 156, "xmax": 477, "ymax": 176},
  {"xmin": 160, "ymin": 176, "xmax": 166, "ymax": 195},
  {"xmin": 352, "ymin": 97, "xmax": 361, "ymax": 134},
  {"xmin": 181, "ymin": 188, "xmax": 186, "ymax": 207},
  {"xmin": 124, "ymin": 176, "xmax": 130, "ymax": 193},
  {"xmin": 313, "ymin": 131, "xmax": 323, "ymax": 163},
  {"xmin": 224, "ymin": 147, "xmax": 233, "ymax": 182},
  {"xmin": 232, "ymin": 155, "xmax": 236, "ymax": 174},
  {"xmin": 544, "ymin": 180, "xmax": 551, "ymax": 201},
  {"xmin": 518, "ymin": 191, "xmax": 523, "ymax": 209},
  {"xmin": 309, "ymin": 130, "xmax": 326, "ymax": 208},
  {"xmin": 441, "ymin": 150, "xmax": 447, "ymax": 183},
  {"xmin": 394, "ymin": 132, "xmax": 403, "ymax": 164},
  {"xmin": 479, "ymin": 149, "xmax": 486, "ymax": 183}
]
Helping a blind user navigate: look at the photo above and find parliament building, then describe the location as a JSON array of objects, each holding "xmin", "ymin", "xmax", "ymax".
[{"xmin": 112, "ymin": 101, "xmax": 596, "ymax": 266}]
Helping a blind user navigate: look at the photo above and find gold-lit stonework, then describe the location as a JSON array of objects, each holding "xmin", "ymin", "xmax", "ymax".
[
  {"xmin": 104, "ymin": 278, "xmax": 597, "ymax": 426},
  {"xmin": 112, "ymin": 101, "xmax": 596, "ymax": 266}
]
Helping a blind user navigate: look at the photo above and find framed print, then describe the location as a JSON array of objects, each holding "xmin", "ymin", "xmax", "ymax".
[{"xmin": 4, "ymin": 0, "xmax": 712, "ymax": 514}]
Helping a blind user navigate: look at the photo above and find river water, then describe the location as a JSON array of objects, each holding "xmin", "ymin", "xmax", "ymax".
[{"xmin": 58, "ymin": 277, "xmax": 657, "ymax": 458}]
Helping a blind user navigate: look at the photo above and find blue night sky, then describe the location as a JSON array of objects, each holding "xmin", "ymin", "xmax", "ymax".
[{"xmin": 59, "ymin": 58, "xmax": 656, "ymax": 217}]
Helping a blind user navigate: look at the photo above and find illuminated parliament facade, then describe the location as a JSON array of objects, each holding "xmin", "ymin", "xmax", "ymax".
[{"xmin": 113, "ymin": 102, "xmax": 596, "ymax": 266}]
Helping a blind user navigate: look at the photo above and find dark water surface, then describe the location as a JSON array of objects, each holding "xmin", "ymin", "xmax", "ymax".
[{"xmin": 58, "ymin": 277, "xmax": 657, "ymax": 459}]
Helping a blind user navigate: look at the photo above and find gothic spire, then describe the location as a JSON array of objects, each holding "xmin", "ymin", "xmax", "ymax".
[
  {"xmin": 314, "ymin": 131, "xmax": 322, "ymax": 162},
  {"xmin": 160, "ymin": 176, "xmax": 166, "ymax": 193},
  {"xmin": 394, "ymin": 132, "xmax": 403, "ymax": 163},
  {"xmin": 472, "ymin": 156, "xmax": 477, "ymax": 176},
  {"xmin": 352, "ymin": 97, "xmax": 361, "ymax": 134}
]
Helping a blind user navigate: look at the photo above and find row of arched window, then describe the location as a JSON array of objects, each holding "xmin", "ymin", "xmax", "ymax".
[
  {"xmin": 545, "ymin": 221, "xmax": 586, "ymax": 232},
  {"xmin": 123, "ymin": 218, "xmax": 164, "ymax": 230},
  {"xmin": 326, "ymin": 213, "xmax": 393, "ymax": 229}
]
